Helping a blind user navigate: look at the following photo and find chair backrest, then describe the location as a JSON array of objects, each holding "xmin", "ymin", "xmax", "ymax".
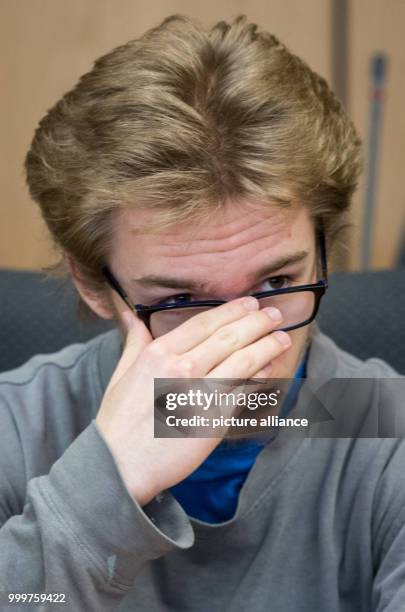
[
  {"xmin": 316, "ymin": 268, "xmax": 405, "ymax": 374},
  {"xmin": 0, "ymin": 267, "xmax": 404, "ymax": 374},
  {"xmin": 0, "ymin": 268, "xmax": 113, "ymax": 373}
]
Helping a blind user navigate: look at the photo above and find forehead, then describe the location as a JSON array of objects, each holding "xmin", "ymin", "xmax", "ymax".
[{"xmin": 110, "ymin": 200, "xmax": 315, "ymax": 278}]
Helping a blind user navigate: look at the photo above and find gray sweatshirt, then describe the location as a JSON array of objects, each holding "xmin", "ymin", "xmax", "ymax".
[{"xmin": 0, "ymin": 326, "xmax": 404, "ymax": 611}]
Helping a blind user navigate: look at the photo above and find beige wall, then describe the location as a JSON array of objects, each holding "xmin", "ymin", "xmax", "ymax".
[
  {"xmin": 348, "ymin": 0, "xmax": 405, "ymax": 269},
  {"xmin": 1, "ymin": 0, "xmax": 403, "ymax": 272}
]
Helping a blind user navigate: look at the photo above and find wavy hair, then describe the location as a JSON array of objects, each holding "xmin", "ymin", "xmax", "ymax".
[{"xmin": 25, "ymin": 13, "xmax": 362, "ymax": 305}]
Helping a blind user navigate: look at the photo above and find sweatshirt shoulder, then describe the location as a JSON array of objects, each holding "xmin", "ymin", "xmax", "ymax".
[
  {"xmin": 0, "ymin": 330, "xmax": 122, "ymax": 498},
  {"xmin": 309, "ymin": 328, "xmax": 402, "ymax": 378},
  {"xmin": 0, "ymin": 330, "xmax": 119, "ymax": 429},
  {"xmin": 0, "ymin": 332, "xmax": 106, "ymax": 388}
]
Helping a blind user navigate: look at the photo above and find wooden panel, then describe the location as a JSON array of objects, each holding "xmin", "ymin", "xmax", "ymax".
[{"xmin": 348, "ymin": 0, "xmax": 405, "ymax": 270}]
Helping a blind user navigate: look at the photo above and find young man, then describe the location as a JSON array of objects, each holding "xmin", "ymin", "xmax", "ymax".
[{"xmin": 1, "ymin": 14, "xmax": 404, "ymax": 611}]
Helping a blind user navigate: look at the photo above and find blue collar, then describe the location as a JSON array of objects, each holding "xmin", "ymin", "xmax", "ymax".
[{"xmin": 169, "ymin": 352, "xmax": 308, "ymax": 523}]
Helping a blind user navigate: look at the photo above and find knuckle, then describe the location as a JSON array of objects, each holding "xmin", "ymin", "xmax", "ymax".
[
  {"xmin": 191, "ymin": 312, "xmax": 211, "ymax": 334},
  {"xmin": 144, "ymin": 341, "xmax": 166, "ymax": 361},
  {"xmin": 176, "ymin": 357, "xmax": 195, "ymax": 377},
  {"xmin": 215, "ymin": 326, "xmax": 239, "ymax": 349},
  {"xmin": 166, "ymin": 357, "xmax": 194, "ymax": 378}
]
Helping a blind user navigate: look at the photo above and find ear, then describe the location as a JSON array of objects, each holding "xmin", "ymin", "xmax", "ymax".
[{"xmin": 66, "ymin": 255, "xmax": 114, "ymax": 320}]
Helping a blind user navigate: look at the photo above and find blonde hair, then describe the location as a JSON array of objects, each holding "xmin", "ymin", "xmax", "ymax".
[{"xmin": 25, "ymin": 13, "xmax": 362, "ymax": 301}]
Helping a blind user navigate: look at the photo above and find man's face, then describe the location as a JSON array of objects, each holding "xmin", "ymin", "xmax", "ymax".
[{"xmin": 105, "ymin": 199, "xmax": 318, "ymax": 379}]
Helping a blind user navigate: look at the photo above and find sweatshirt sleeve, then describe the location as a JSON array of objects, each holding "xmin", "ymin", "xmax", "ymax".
[
  {"xmin": 371, "ymin": 440, "xmax": 405, "ymax": 611},
  {"xmin": 0, "ymin": 401, "xmax": 194, "ymax": 611}
]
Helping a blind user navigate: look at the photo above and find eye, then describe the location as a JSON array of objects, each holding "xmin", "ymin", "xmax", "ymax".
[
  {"xmin": 260, "ymin": 276, "xmax": 291, "ymax": 291},
  {"xmin": 155, "ymin": 293, "xmax": 195, "ymax": 306}
]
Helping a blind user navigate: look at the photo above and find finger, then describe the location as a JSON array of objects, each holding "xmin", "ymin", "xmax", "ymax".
[
  {"xmin": 206, "ymin": 330, "xmax": 291, "ymax": 379},
  {"xmin": 184, "ymin": 307, "xmax": 283, "ymax": 374},
  {"xmin": 107, "ymin": 308, "xmax": 152, "ymax": 389},
  {"xmin": 252, "ymin": 362, "xmax": 273, "ymax": 378},
  {"xmin": 156, "ymin": 296, "xmax": 260, "ymax": 354}
]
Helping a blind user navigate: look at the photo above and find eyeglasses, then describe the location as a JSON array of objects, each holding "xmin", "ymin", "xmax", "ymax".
[{"xmin": 102, "ymin": 229, "xmax": 328, "ymax": 338}]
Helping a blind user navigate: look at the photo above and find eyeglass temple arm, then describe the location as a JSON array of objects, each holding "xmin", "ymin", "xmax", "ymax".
[{"xmin": 102, "ymin": 266, "xmax": 134, "ymax": 310}]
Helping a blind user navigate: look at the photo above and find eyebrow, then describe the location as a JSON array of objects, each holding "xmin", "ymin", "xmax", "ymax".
[{"xmin": 131, "ymin": 250, "xmax": 309, "ymax": 292}]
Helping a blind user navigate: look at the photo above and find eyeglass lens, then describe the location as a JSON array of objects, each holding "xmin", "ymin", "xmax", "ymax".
[{"xmin": 149, "ymin": 291, "xmax": 316, "ymax": 337}]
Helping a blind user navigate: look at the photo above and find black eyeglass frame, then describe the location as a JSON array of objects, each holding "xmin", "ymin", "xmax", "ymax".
[{"xmin": 102, "ymin": 229, "xmax": 328, "ymax": 334}]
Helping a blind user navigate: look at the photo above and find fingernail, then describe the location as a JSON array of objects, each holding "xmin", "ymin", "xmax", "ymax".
[
  {"xmin": 263, "ymin": 307, "xmax": 282, "ymax": 322},
  {"xmin": 242, "ymin": 296, "xmax": 259, "ymax": 310},
  {"xmin": 272, "ymin": 330, "xmax": 291, "ymax": 346}
]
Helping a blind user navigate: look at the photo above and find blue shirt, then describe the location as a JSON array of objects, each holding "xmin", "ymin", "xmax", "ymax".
[{"xmin": 170, "ymin": 355, "xmax": 307, "ymax": 523}]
